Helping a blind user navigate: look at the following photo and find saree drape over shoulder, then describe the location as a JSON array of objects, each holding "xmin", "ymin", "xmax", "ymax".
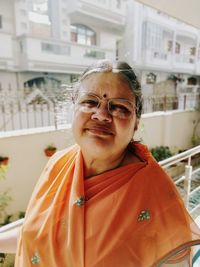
[{"xmin": 15, "ymin": 143, "xmax": 200, "ymax": 267}]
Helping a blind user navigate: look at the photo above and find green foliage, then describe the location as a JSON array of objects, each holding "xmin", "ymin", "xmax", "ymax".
[
  {"xmin": 0, "ymin": 163, "xmax": 15, "ymax": 267},
  {"xmin": 0, "ymin": 211, "xmax": 25, "ymax": 267},
  {"xmin": 191, "ymin": 134, "xmax": 200, "ymax": 146},
  {"xmin": 0, "ymin": 254, "xmax": 15, "ymax": 267},
  {"xmin": 0, "ymin": 157, "xmax": 8, "ymax": 161},
  {"xmin": 0, "ymin": 166, "xmax": 9, "ymax": 181},
  {"xmin": 150, "ymin": 146, "xmax": 173, "ymax": 162},
  {"xmin": 0, "ymin": 191, "xmax": 12, "ymax": 225},
  {"xmin": 45, "ymin": 145, "xmax": 56, "ymax": 151}
]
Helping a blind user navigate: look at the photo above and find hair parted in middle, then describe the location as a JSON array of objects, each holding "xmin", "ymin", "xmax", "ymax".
[{"xmin": 73, "ymin": 59, "xmax": 143, "ymax": 118}]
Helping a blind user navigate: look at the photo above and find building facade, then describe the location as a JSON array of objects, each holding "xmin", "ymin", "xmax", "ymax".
[
  {"xmin": 122, "ymin": 0, "xmax": 200, "ymax": 95},
  {"xmin": 0, "ymin": 0, "xmax": 199, "ymax": 115},
  {"xmin": 0, "ymin": 0, "xmax": 125, "ymax": 92}
]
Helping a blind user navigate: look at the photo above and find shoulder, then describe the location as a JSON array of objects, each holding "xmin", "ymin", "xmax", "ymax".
[
  {"xmin": 129, "ymin": 142, "xmax": 155, "ymax": 163},
  {"xmin": 30, "ymin": 144, "xmax": 79, "ymax": 197},
  {"xmin": 131, "ymin": 142, "xmax": 178, "ymax": 188},
  {"xmin": 44, "ymin": 144, "xmax": 79, "ymax": 178}
]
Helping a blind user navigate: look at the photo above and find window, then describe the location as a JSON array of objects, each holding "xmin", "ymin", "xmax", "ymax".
[
  {"xmin": 70, "ymin": 24, "xmax": 96, "ymax": 46},
  {"xmin": 190, "ymin": 47, "xmax": 196, "ymax": 56},
  {"xmin": 145, "ymin": 22, "xmax": 163, "ymax": 50},
  {"xmin": 146, "ymin": 73, "xmax": 157, "ymax": 84},
  {"xmin": 175, "ymin": 42, "xmax": 180, "ymax": 53},
  {"xmin": 0, "ymin": 15, "xmax": 2, "ymax": 29},
  {"xmin": 167, "ymin": 40, "xmax": 173, "ymax": 52},
  {"xmin": 41, "ymin": 42, "xmax": 70, "ymax": 55},
  {"xmin": 116, "ymin": 0, "xmax": 121, "ymax": 9},
  {"xmin": 187, "ymin": 77, "xmax": 197, "ymax": 85},
  {"xmin": 84, "ymin": 49, "xmax": 105, "ymax": 59},
  {"xmin": 30, "ymin": 0, "xmax": 49, "ymax": 15},
  {"xmin": 20, "ymin": 9, "xmax": 26, "ymax": 16}
]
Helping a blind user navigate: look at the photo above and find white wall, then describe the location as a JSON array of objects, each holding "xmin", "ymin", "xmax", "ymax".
[
  {"xmin": 0, "ymin": 0, "xmax": 14, "ymax": 34},
  {"xmin": 135, "ymin": 110, "xmax": 200, "ymax": 150},
  {"xmin": 0, "ymin": 110, "xmax": 199, "ymax": 214},
  {"xmin": 0, "ymin": 71, "xmax": 17, "ymax": 90},
  {"xmin": 0, "ymin": 127, "xmax": 75, "ymax": 214}
]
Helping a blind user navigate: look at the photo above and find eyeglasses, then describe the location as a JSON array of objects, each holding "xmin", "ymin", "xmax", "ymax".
[{"xmin": 74, "ymin": 93, "xmax": 136, "ymax": 119}]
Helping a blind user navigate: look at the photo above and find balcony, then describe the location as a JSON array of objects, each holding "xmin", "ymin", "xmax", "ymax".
[
  {"xmin": 15, "ymin": 36, "xmax": 115, "ymax": 73},
  {"xmin": 195, "ymin": 57, "xmax": 200, "ymax": 74},
  {"xmin": 0, "ymin": 33, "xmax": 14, "ymax": 70},
  {"xmin": 142, "ymin": 49, "xmax": 199, "ymax": 73},
  {"xmin": 65, "ymin": 0, "xmax": 125, "ymax": 31},
  {"xmin": 143, "ymin": 49, "xmax": 173, "ymax": 70},
  {"xmin": 173, "ymin": 53, "xmax": 196, "ymax": 72},
  {"xmin": 0, "ymin": 89, "xmax": 199, "ymax": 133},
  {"xmin": 0, "ymin": 109, "xmax": 199, "ymax": 214}
]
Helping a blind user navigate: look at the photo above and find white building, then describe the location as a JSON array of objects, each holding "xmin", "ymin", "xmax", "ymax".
[
  {"xmin": 122, "ymin": 0, "xmax": 200, "ymax": 93},
  {"xmin": 0, "ymin": 0, "xmax": 199, "ymax": 99},
  {"xmin": 0, "ymin": 0, "xmax": 126, "ymax": 92}
]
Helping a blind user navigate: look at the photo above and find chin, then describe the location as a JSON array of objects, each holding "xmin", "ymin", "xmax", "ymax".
[{"xmin": 83, "ymin": 137, "xmax": 114, "ymax": 154}]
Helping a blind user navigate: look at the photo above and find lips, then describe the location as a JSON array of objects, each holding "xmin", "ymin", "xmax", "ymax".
[{"xmin": 85, "ymin": 125, "xmax": 114, "ymax": 136}]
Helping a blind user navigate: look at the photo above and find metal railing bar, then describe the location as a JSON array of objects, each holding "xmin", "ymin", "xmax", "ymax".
[
  {"xmin": 192, "ymin": 167, "xmax": 200, "ymax": 175},
  {"xmin": 0, "ymin": 218, "xmax": 24, "ymax": 233},
  {"xmin": 175, "ymin": 176, "xmax": 185, "ymax": 185},
  {"xmin": 189, "ymin": 203, "xmax": 200, "ymax": 215},
  {"xmin": 189, "ymin": 186, "xmax": 200, "ymax": 197},
  {"xmin": 159, "ymin": 145, "xmax": 200, "ymax": 168},
  {"xmin": 0, "ymin": 147, "xmax": 199, "ymax": 234}
]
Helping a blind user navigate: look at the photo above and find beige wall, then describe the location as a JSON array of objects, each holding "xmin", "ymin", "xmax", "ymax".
[
  {"xmin": 135, "ymin": 110, "xmax": 200, "ymax": 151},
  {"xmin": 0, "ymin": 127, "xmax": 74, "ymax": 214},
  {"xmin": 0, "ymin": 110, "xmax": 199, "ymax": 214}
]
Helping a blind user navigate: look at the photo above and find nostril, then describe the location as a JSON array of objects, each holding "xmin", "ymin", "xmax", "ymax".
[{"xmin": 91, "ymin": 109, "xmax": 112, "ymax": 122}]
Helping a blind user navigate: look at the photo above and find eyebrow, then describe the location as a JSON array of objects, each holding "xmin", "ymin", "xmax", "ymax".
[{"xmin": 82, "ymin": 92, "xmax": 135, "ymax": 102}]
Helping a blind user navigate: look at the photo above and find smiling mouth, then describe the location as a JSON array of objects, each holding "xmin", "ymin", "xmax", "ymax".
[{"xmin": 85, "ymin": 127, "xmax": 114, "ymax": 136}]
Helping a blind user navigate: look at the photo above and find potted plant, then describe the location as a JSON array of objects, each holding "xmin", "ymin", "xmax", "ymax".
[
  {"xmin": 44, "ymin": 145, "xmax": 57, "ymax": 157},
  {"xmin": 0, "ymin": 156, "xmax": 9, "ymax": 166},
  {"xmin": 150, "ymin": 146, "xmax": 173, "ymax": 162}
]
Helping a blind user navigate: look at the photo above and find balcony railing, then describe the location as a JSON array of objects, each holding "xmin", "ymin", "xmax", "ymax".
[
  {"xmin": 159, "ymin": 145, "xmax": 200, "ymax": 216},
  {"xmin": 143, "ymin": 93, "xmax": 199, "ymax": 113},
  {"xmin": 175, "ymin": 53, "xmax": 196, "ymax": 64},
  {"xmin": 0, "ymin": 90, "xmax": 199, "ymax": 133},
  {"xmin": 0, "ymin": 145, "xmax": 199, "ymax": 238},
  {"xmin": 66, "ymin": 0, "xmax": 126, "ymax": 19},
  {"xmin": 16, "ymin": 36, "xmax": 114, "ymax": 71}
]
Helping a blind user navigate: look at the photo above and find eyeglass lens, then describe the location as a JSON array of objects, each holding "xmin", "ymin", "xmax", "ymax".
[{"xmin": 76, "ymin": 94, "xmax": 135, "ymax": 119}]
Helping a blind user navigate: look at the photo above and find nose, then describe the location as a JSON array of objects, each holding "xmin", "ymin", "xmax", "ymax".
[{"xmin": 91, "ymin": 102, "xmax": 112, "ymax": 122}]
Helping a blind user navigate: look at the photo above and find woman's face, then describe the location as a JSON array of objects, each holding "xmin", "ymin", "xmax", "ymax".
[{"xmin": 72, "ymin": 72, "xmax": 139, "ymax": 159}]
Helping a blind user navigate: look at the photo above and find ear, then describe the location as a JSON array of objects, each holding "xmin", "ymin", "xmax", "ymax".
[{"xmin": 134, "ymin": 119, "xmax": 139, "ymax": 131}]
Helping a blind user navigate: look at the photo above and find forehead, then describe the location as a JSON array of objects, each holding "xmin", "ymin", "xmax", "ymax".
[{"xmin": 80, "ymin": 72, "xmax": 134, "ymax": 100}]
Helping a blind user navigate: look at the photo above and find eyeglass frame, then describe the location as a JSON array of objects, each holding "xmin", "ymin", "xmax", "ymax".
[{"xmin": 73, "ymin": 92, "xmax": 137, "ymax": 119}]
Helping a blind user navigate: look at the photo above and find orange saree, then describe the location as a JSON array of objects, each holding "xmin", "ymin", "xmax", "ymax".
[{"xmin": 15, "ymin": 143, "xmax": 200, "ymax": 267}]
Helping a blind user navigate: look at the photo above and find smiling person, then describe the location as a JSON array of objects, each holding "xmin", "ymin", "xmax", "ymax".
[{"xmin": 11, "ymin": 60, "xmax": 200, "ymax": 266}]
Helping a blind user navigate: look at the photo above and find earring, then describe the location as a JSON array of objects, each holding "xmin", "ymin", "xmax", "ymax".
[{"xmin": 130, "ymin": 138, "xmax": 134, "ymax": 144}]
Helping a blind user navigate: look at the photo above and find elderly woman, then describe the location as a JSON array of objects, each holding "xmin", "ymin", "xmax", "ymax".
[{"xmin": 1, "ymin": 60, "xmax": 200, "ymax": 266}]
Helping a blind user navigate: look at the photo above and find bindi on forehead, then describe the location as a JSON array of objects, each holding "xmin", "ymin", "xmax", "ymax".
[{"xmin": 103, "ymin": 93, "xmax": 107, "ymax": 98}]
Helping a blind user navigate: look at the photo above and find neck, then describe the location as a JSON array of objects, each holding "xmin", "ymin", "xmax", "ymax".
[{"xmin": 83, "ymin": 150, "xmax": 127, "ymax": 179}]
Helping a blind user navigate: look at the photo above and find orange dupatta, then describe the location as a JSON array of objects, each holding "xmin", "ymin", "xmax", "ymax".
[{"xmin": 15, "ymin": 143, "xmax": 200, "ymax": 267}]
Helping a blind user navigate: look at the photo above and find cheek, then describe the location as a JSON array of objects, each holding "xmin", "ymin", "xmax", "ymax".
[
  {"xmin": 72, "ymin": 110, "xmax": 80, "ymax": 136},
  {"xmin": 117, "ymin": 118, "xmax": 138, "ymax": 142},
  {"xmin": 72, "ymin": 110, "xmax": 90, "ymax": 135}
]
